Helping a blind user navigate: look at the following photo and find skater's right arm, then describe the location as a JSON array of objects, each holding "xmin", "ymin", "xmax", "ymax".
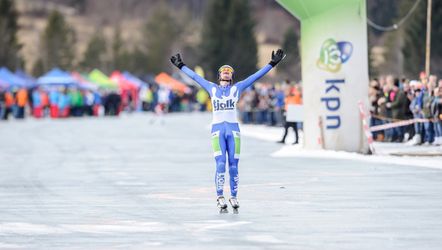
[{"xmin": 170, "ymin": 53, "xmax": 213, "ymax": 94}]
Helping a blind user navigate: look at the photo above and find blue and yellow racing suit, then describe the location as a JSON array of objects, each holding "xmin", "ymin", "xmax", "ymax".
[{"xmin": 181, "ymin": 64, "xmax": 273, "ymax": 197}]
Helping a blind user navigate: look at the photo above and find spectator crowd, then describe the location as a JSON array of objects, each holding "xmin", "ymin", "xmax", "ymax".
[
  {"xmin": 4, "ymin": 69, "xmax": 441, "ymax": 148},
  {"xmin": 0, "ymin": 86, "xmax": 123, "ymax": 120},
  {"xmin": 0, "ymin": 79, "xmax": 302, "ymax": 124},
  {"xmin": 369, "ymin": 73, "xmax": 442, "ymax": 145}
]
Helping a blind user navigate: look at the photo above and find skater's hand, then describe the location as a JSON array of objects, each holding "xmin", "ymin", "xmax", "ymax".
[
  {"xmin": 170, "ymin": 53, "xmax": 185, "ymax": 69},
  {"xmin": 269, "ymin": 49, "xmax": 285, "ymax": 67}
]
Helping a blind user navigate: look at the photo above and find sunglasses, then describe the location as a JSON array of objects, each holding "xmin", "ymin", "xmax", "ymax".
[{"xmin": 219, "ymin": 68, "xmax": 234, "ymax": 74}]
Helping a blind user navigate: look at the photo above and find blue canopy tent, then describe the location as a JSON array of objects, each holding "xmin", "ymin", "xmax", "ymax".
[
  {"xmin": 0, "ymin": 78, "xmax": 8, "ymax": 88},
  {"xmin": 15, "ymin": 69, "xmax": 36, "ymax": 87},
  {"xmin": 0, "ymin": 67, "xmax": 27, "ymax": 88},
  {"xmin": 37, "ymin": 68, "xmax": 79, "ymax": 87}
]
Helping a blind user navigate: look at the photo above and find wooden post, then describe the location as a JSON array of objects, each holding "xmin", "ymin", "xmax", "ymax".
[{"xmin": 425, "ymin": 0, "xmax": 433, "ymax": 76}]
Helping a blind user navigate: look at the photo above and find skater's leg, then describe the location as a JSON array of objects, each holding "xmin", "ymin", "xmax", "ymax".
[
  {"xmin": 212, "ymin": 129, "xmax": 227, "ymax": 196},
  {"xmin": 226, "ymin": 130, "xmax": 240, "ymax": 197},
  {"xmin": 290, "ymin": 122, "xmax": 299, "ymax": 143}
]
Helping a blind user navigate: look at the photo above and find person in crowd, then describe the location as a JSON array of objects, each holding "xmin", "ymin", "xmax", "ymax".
[
  {"xmin": 139, "ymin": 85, "xmax": 154, "ymax": 112},
  {"xmin": 41, "ymin": 89, "xmax": 49, "ymax": 117},
  {"xmin": 157, "ymin": 86, "xmax": 171, "ymax": 114},
  {"xmin": 369, "ymin": 79, "xmax": 383, "ymax": 140},
  {"xmin": 2, "ymin": 90, "xmax": 14, "ymax": 120},
  {"xmin": 277, "ymin": 85, "xmax": 301, "ymax": 144},
  {"xmin": 422, "ymin": 82, "xmax": 435, "ymax": 144},
  {"xmin": 238, "ymin": 89, "xmax": 255, "ymax": 124},
  {"xmin": 196, "ymin": 87, "xmax": 209, "ymax": 112},
  {"xmin": 107, "ymin": 91, "xmax": 122, "ymax": 116},
  {"xmin": 256, "ymin": 87, "xmax": 270, "ymax": 124},
  {"xmin": 69, "ymin": 88, "xmax": 84, "ymax": 117},
  {"xmin": 31, "ymin": 87, "xmax": 43, "ymax": 118},
  {"xmin": 267, "ymin": 85, "xmax": 278, "ymax": 126},
  {"xmin": 376, "ymin": 84, "xmax": 388, "ymax": 141},
  {"xmin": 429, "ymin": 75, "xmax": 437, "ymax": 88},
  {"xmin": 408, "ymin": 81, "xmax": 424, "ymax": 145},
  {"xmin": 92, "ymin": 90, "xmax": 102, "ymax": 116},
  {"xmin": 15, "ymin": 87, "xmax": 28, "ymax": 119},
  {"xmin": 402, "ymin": 81, "xmax": 415, "ymax": 141},
  {"xmin": 382, "ymin": 76, "xmax": 395, "ymax": 142},
  {"xmin": 431, "ymin": 86, "xmax": 442, "ymax": 145},
  {"xmin": 386, "ymin": 80, "xmax": 407, "ymax": 142},
  {"xmin": 49, "ymin": 88, "xmax": 60, "ymax": 118},
  {"xmin": 0, "ymin": 87, "xmax": 5, "ymax": 120},
  {"xmin": 83, "ymin": 90, "xmax": 95, "ymax": 116},
  {"xmin": 274, "ymin": 83, "xmax": 286, "ymax": 126},
  {"xmin": 169, "ymin": 90, "xmax": 182, "ymax": 112},
  {"xmin": 58, "ymin": 88, "xmax": 70, "ymax": 118}
]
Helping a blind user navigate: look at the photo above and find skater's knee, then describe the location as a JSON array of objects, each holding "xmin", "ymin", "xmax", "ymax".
[
  {"xmin": 216, "ymin": 161, "xmax": 226, "ymax": 173},
  {"xmin": 228, "ymin": 158, "xmax": 238, "ymax": 169},
  {"xmin": 229, "ymin": 164, "xmax": 238, "ymax": 175}
]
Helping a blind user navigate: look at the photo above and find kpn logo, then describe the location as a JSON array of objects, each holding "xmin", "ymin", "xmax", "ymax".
[{"xmin": 317, "ymin": 38, "xmax": 353, "ymax": 73}]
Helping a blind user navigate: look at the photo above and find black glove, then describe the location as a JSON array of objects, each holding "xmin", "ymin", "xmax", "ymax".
[
  {"xmin": 269, "ymin": 49, "xmax": 285, "ymax": 67},
  {"xmin": 170, "ymin": 53, "xmax": 185, "ymax": 69}
]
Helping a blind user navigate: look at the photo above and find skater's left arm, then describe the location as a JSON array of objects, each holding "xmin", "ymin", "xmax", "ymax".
[{"xmin": 236, "ymin": 49, "xmax": 285, "ymax": 91}]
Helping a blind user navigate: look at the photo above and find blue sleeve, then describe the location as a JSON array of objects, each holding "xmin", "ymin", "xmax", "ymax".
[
  {"xmin": 236, "ymin": 64, "xmax": 273, "ymax": 92},
  {"xmin": 181, "ymin": 66, "xmax": 214, "ymax": 94}
]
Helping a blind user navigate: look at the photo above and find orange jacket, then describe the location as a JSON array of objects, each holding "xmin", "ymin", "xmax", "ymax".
[
  {"xmin": 284, "ymin": 88, "xmax": 302, "ymax": 110},
  {"xmin": 16, "ymin": 89, "xmax": 28, "ymax": 107},
  {"xmin": 5, "ymin": 92, "xmax": 14, "ymax": 107}
]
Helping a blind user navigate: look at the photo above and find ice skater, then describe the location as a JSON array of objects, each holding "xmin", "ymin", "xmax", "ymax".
[{"xmin": 170, "ymin": 49, "xmax": 285, "ymax": 212}]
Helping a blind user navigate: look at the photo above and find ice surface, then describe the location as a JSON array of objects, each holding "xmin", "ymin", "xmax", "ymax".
[{"xmin": 0, "ymin": 113, "xmax": 441, "ymax": 249}]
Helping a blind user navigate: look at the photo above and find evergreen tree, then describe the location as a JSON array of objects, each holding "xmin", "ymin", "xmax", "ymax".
[
  {"xmin": 429, "ymin": 0, "xmax": 442, "ymax": 76},
  {"xmin": 142, "ymin": 3, "xmax": 179, "ymax": 74},
  {"xmin": 112, "ymin": 25, "xmax": 124, "ymax": 70},
  {"xmin": 40, "ymin": 10, "xmax": 76, "ymax": 71},
  {"xmin": 379, "ymin": 0, "xmax": 442, "ymax": 78},
  {"xmin": 200, "ymin": 1, "xmax": 229, "ymax": 80},
  {"xmin": 80, "ymin": 31, "xmax": 107, "ymax": 72},
  {"xmin": 200, "ymin": 0, "xmax": 258, "ymax": 80},
  {"xmin": 0, "ymin": 0, "xmax": 23, "ymax": 70},
  {"xmin": 367, "ymin": 0, "xmax": 398, "ymax": 39},
  {"xmin": 225, "ymin": 0, "xmax": 258, "ymax": 80},
  {"xmin": 400, "ymin": 0, "xmax": 426, "ymax": 78},
  {"xmin": 378, "ymin": 30, "xmax": 402, "ymax": 76},
  {"xmin": 278, "ymin": 27, "xmax": 301, "ymax": 81},
  {"xmin": 31, "ymin": 58, "xmax": 45, "ymax": 77}
]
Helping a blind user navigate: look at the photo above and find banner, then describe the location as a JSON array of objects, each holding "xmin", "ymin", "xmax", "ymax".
[
  {"xmin": 286, "ymin": 104, "xmax": 304, "ymax": 122},
  {"xmin": 277, "ymin": 0, "xmax": 370, "ymax": 153}
]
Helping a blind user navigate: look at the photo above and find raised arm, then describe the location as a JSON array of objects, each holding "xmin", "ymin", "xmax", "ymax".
[
  {"xmin": 235, "ymin": 64, "xmax": 273, "ymax": 91},
  {"xmin": 170, "ymin": 53, "xmax": 213, "ymax": 93},
  {"xmin": 236, "ymin": 49, "xmax": 286, "ymax": 91}
]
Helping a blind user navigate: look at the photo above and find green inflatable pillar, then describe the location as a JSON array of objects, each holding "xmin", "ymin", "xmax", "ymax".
[{"xmin": 277, "ymin": 0, "xmax": 369, "ymax": 153}]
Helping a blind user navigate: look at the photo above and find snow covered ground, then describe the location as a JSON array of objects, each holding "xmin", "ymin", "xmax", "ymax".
[
  {"xmin": 241, "ymin": 124, "xmax": 442, "ymax": 170},
  {"xmin": 0, "ymin": 113, "xmax": 441, "ymax": 249}
]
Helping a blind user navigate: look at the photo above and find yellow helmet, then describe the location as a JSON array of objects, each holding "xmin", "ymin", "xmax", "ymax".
[{"xmin": 218, "ymin": 65, "xmax": 234, "ymax": 81}]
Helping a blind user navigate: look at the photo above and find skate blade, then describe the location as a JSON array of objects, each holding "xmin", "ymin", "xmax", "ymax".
[
  {"xmin": 219, "ymin": 208, "xmax": 229, "ymax": 214},
  {"xmin": 233, "ymin": 208, "xmax": 239, "ymax": 214}
]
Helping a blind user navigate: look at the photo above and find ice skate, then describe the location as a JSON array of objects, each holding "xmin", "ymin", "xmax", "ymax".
[
  {"xmin": 229, "ymin": 196, "xmax": 240, "ymax": 213},
  {"xmin": 217, "ymin": 196, "xmax": 228, "ymax": 213}
]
